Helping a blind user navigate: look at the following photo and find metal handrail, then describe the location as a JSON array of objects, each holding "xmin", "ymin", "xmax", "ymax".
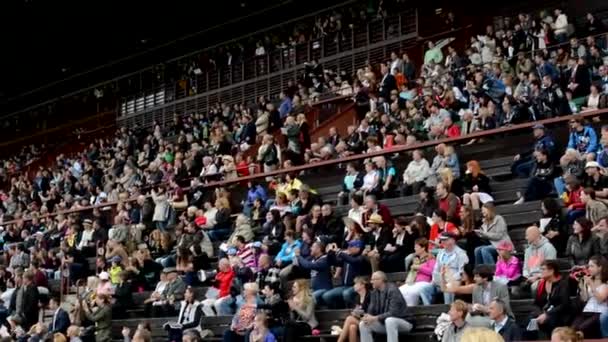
[
  {"xmin": 117, "ymin": 13, "xmax": 419, "ymax": 129},
  {"xmin": 116, "ymin": 10, "xmax": 417, "ymax": 116},
  {"xmin": 5, "ymin": 107, "xmax": 608, "ymax": 226}
]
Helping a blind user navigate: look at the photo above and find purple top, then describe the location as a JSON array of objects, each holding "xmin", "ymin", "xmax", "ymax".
[{"xmin": 495, "ymin": 256, "xmax": 521, "ymax": 281}]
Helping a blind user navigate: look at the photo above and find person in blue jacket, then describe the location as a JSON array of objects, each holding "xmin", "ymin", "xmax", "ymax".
[
  {"xmin": 293, "ymin": 241, "xmax": 332, "ymax": 306},
  {"xmin": 597, "ymin": 125, "xmax": 608, "ymax": 168},
  {"xmin": 568, "ymin": 116, "xmax": 598, "ymax": 160},
  {"xmin": 274, "ymin": 230, "xmax": 302, "ymax": 268},
  {"xmin": 322, "ymin": 239, "xmax": 366, "ymax": 309}
]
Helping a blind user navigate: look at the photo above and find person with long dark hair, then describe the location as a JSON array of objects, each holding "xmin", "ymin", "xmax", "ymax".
[
  {"xmin": 539, "ymin": 198, "xmax": 567, "ymax": 255},
  {"xmin": 572, "ymin": 255, "xmax": 608, "ymax": 338},
  {"xmin": 566, "ymin": 217, "xmax": 601, "ymax": 266},
  {"xmin": 414, "ymin": 186, "xmax": 437, "ymax": 218}
]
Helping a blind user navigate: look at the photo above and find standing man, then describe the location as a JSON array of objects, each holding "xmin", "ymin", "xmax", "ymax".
[{"xmin": 359, "ymin": 271, "xmax": 413, "ymax": 342}]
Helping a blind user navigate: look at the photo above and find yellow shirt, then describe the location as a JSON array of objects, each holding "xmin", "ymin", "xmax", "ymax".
[{"xmin": 109, "ymin": 265, "xmax": 123, "ymax": 285}]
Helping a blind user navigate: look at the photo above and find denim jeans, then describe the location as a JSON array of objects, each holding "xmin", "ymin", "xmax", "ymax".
[
  {"xmin": 321, "ymin": 286, "xmax": 357, "ymax": 309},
  {"xmin": 554, "ymin": 177, "xmax": 566, "ymax": 196},
  {"xmin": 419, "ymin": 284, "xmax": 455, "ymax": 305},
  {"xmin": 208, "ymin": 228, "xmax": 231, "ymax": 242},
  {"xmin": 359, "ymin": 317, "xmax": 413, "ymax": 342},
  {"xmin": 566, "ymin": 209, "xmax": 586, "ymax": 225},
  {"xmin": 313, "ymin": 289, "xmax": 328, "ymax": 306},
  {"xmin": 511, "ymin": 158, "xmax": 535, "ymax": 178},
  {"xmin": 601, "ymin": 311, "xmax": 608, "ymax": 337},
  {"xmin": 474, "ymin": 245, "xmax": 497, "ymax": 265}
]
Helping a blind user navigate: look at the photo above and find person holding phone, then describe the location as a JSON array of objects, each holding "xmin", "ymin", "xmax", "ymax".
[{"xmin": 336, "ymin": 277, "xmax": 371, "ymax": 342}]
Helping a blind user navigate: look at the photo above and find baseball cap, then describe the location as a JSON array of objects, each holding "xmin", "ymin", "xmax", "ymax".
[
  {"xmin": 98, "ymin": 272, "xmax": 110, "ymax": 280},
  {"xmin": 496, "ymin": 240, "xmax": 514, "ymax": 252},
  {"xmin": 532, "ymin": 124, "xmax": 545, "ymax": 130},
  {"xmin": 438, "ymin": 231, "xmax": 459, "ymax": 240}
]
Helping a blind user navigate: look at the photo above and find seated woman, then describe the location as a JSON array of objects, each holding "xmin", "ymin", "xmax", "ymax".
[
  {"xmin": 582, "ymin": 188, "xmax": 608, "ymax": 226},
  {"xmin": 360, "ymin": 160, "xmax": 379, "ymax": 197},
  {"xmin": 527, "ymin": 260, "xmax": 572, "ymax": 340},
  {"xmin": 562, "ymin": 175, "xmax": 586, "ymax": 224},
  {"xmin": 269, "ymin": 193, "xmax": 291, "ymax": 217},
  {"xmin": 336, "ymin": 277, "xmax": 370, "ymax": 342},
  {"xmin": 249, "ymin": 312, "xmax": 277, "ymax": 342},
  {"xmin": 223, "ymin": 282, "xmax": 259, "ymax": 342},
  {"xmin": 438, "ymin": 167, "xmax": 464, "ymax": 198},
  {"xmin": 457, "ymin": 205, "xmax": 483, "ymax": 263},
  {"xmin": 494, "ymin": 240, "xmax": 522, "ymax": 286},
  {"xmin": 441, "ymin": 263, "xmax": 475, "ymax": 303},
  {"xmin": 566, "ymin": 217, "xmax": 601, "ymax": 266},
  {"xmin": 474, "ymin": 202, "xmax": 511, "ymax": 265},
  {"xmin": 399, "ymin": 238, "xmax": 436, "ymax": 306},
  {"xmin": 166, "ymin": 286, "xmax": 203, "ymax": 342},
  {"xmin": 462, "ymin": 160, "xmax": 493, "ymax": 210},
  {"xmin": 539, "ymin": 198, "xmax": 567, "ymax": 256},
  {"xmin": 572, "ymin": 256, "xmax": 608, "ymax": 339},
  {"xmin": 201, "ymin": 259, "xmax": 236, "ymax": 316},
  {"xmin": 402, "ymin": 149, "xmax": 431, "ymax": 196},
  {"xmin": 284, "ymin": 279, "xmax": 318, "ymax": 342},
  {"xmin": 342, "ymin": 218, "xmax": 366, "ymax": 249},
  {"xmin": 208, "ymin": 198, "xmax": 233, "ymax": 242},
  {"xmin": 337, "ymin": 162, "xmax": 364, "ymax": 205},
  {"xmin": 262, "ymin": 210, "xmax": 285, "ymax": 256}
]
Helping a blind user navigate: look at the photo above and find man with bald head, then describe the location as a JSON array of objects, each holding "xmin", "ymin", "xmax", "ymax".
[
  {"xmin": 521, "ymin": 226, "xmax": 557, "ymax": 294},
  {"xmin": 359, "ymin": 271, "xmax": 412, "ymax": 342}
]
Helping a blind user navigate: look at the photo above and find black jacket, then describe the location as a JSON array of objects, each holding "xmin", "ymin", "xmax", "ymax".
[
  {"xmin": 10, "ymin": 284, "xmax": 39, "ymax": 329},
  {"xmin": 366, "ymin": 283, "xmax": 408, "ymax": 322},
  {"xmin": 495, "ymin": 317, "xmax": 522, "ymax": 342},
  {"xmin": 534, "ymin": 277, "xmax": 572, "ymax": 325},
  {"xmin": 462, "ymin": 173, "xmax": 492, "ymax": 195}
]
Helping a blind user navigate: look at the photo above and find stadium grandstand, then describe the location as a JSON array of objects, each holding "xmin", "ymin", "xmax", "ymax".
[{"xmin": 1, "ymin": 0, "xmax": 608, "ymax": 341}]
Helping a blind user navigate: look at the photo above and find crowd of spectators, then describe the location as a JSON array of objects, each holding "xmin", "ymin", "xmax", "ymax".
[{"xmin": 0, "ymin": 4, "xmax": 607, "ymax": 342}]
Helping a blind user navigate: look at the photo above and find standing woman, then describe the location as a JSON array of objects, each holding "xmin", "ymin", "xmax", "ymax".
[
  {"xmin": 297, "ymin": 114, "xmax": 311, "ymax": 153},
  {"xmin": 284, "ymin": 279, "xmax": 318, "ymax": 342},
  {"xmin": 462, "ymin": 161, "xmax": 493, "ymax": 210},
  {"xmin": 572, "ymin": 255, "xmax": 608, "ymax": 338},
  {"xmin": 336, "ymin": 277, "xmax": 370, "ymax": 342},
  {"xmin": 80, "ymin": 294, "xmax": 112, "ymax": 342}
]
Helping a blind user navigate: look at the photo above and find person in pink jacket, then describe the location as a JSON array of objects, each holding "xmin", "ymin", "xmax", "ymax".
[
  {"xmin": 494, "ymin": 240, "xmax": 521, "ymax": 286},
  {"xmin": 399, "ymin": 238, "xmax": 436, "ymax": 306}
]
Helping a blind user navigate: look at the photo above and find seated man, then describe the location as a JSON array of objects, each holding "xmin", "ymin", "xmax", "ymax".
[
  {"xmin": 441, "ymin": 300, "xmax": 469, "ymax": 342},
  {"xmin": 359, "ymin": 271, "xmax": 413, "ymax": 342},
  {"xmin": 467, "ymin": 265, "xmax": 512, "ymax": 328},
  {"xmin": 489, "ymin": 299, "xmax": 522, "ymax": 342},
  {"xmin": 144, "ymin": 268, "xmax": 186, "ymax": 317},
  {"xmin": 293, "ymin": 241, "xmax": 332, "ymax": 305},
  {"xmin": 516, "ymin": 226, "xmax": 557, "ymax": 298},
  {"xmin": 164, "ymin": 287, "xmax": 203, "ymax": 342},
  {"xmin": 422, "ymin": 232, "xmax": 469, "ymax": 305}
]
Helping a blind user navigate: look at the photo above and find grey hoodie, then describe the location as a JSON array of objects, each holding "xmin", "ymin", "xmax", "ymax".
[{"xmin": 523, "ymin": 236, "xmax": 557, "ymax": 278}]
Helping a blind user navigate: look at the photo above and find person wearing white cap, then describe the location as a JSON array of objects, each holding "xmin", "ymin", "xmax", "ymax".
[{"xmin": 583, "ymin": 160, "xmax": 608, "ymax": 199}]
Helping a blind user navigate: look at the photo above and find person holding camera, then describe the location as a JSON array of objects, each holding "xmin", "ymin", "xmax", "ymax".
[
  {"xmin": 572, "ymin": 255, "xmax": 608, "ymax": 338},
  {"xmin": 322, "ymin": 240, "xmax": 365, "ymax": 309}
]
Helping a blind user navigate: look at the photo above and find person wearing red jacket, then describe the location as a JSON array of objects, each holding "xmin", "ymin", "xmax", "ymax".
[
  {"xmin": 201, "ymin": 258, "xmax": 235, "ymax": 316},
  {"xmin": 443, "ymin": 116, "xmax": 461, "ymax": 138},
  {"xmin": 563, "ymin": 175, "xmax": 586, "ymax": 224}
]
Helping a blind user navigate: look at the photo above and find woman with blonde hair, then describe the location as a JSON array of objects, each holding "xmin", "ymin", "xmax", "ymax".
[
  {"xmin": 209, "ymin": 197, "xmax": 232, "ymax": 241},
  {"xmin": 461, "ymin": 327, "xmax": 504, "ymax": 342},
  {"xmin": 462, "ymin": 160, "xmax": 493, "ymax": 210},
  {"xmin": 551, "ymin": 327, "xmax": 584, "ymax": 342},
  {"xmin": 438, "ymin": 167, "xmax": 464, "ymax": 198},
  {"xmin": 284, "ymin": 279, "xmax": 318, "ymax": 342}
]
